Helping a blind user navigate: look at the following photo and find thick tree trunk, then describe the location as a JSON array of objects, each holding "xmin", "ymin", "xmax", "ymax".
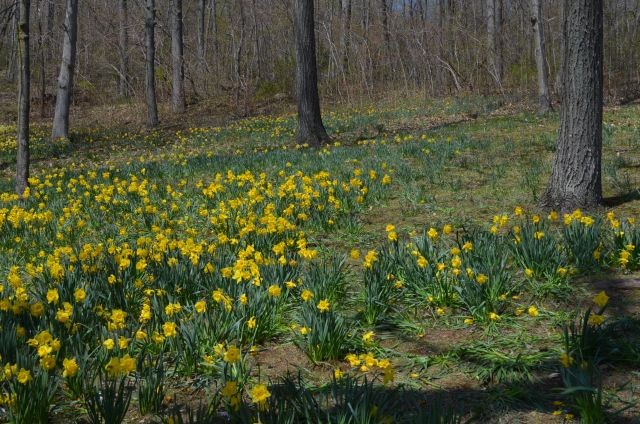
[
  {"xmin": 16, "ymin": 0, "xmax": 30, "ymax": 198},
  {"xmin": 170, "ymin": 0, "xmax": 185, "ymax": 113},
  {"xmin": 531, "ymin": 0, "xmax": 551, "ymax": 113},
  {"xmin": 145, "ymin": 0, "xmax": 159, "ymax": 126},
  {"xmin": 118, "ymin": 0, "xmax": 129, "ymax": 97},
  {"xmin": 540, "ymin": 0, "xmax": 603, "ymax": 212},
  {"xmin": 51, "ymin": 0, "xmax": 78, "ymax": 140},
  {"xmin": 294, "ymin": 0, "xmax": 329, "ymax": 146},
  {"xmin": 486, "ymin": 0, "xmax": 503, "ymax": 86}
]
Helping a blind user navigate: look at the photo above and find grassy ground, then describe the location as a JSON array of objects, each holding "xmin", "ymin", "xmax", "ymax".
[{"xmin": 0, "ymin": 96, "xmax": 639, "ymax": 423}]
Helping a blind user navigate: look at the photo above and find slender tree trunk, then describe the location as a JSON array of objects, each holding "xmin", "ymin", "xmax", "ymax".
[
  {"xmin": 234, "ymin": 0, "xmax": 245, "ymax": 109},
  {"xmin": 338, "ymin": 0, "xmax": 352, "ymax": 75},
  {"xmin": 145, "ymin": 0, "xmax": 158, "ymax": 126},
  {"xmin": 17, "ymin": 0, "xmax": 30, "ymax": 198},
  {"xmin": 486, "ymin": 0, "xmax": 503, "ymax": 86},
  {"xmin": 118, "ymin": 0, "xmax": 129, "ymax": 97},
  {"xmin": 51, "ymin": 0, "xmax": 78, "ymax": 140},
  {"xmin": 37, "ymin": 0, "xmax": 46, "ymax": 117},
  {"xmin": 170, "ymin": 0, "xmax": 185, "ymax": 113},
  {"xmin": 6, "ymin": 9, "xmax": 17, "ymax": 82},
  {"xmin": 531, "ymin": 0, "xmax": 551, "ymax": 113},
  {"xmin": 294, "ymin": 0, "xmax": 330, "ymax": 146},
  {"xmin": 197, "ymin": 0, "xmax": 206, "ymax": 64},
  {"xmin": 540, "ymin": 0, "xmax": 603, "ymax": 212},
  {"xmin": 380, "ymin": 0, "xmax": 390, "ymax": 53},
  {"xmin": 210, "ymin": 0, "xmax": 218, "ymax": 71},
  {"xmin": 250, "ymin": 0, "xmax": 261, "ymax": 81}
]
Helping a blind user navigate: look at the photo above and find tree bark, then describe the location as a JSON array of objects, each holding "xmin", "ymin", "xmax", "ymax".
[
  {"xmin": 51, "ymin": 0, "xmax": 78, "ymax": 140},
  {"xmin": 118, "ymin": 0, "xmax": 129, "ymax": 97},
  {"xmin": 294, "ymin": 0, "xmax": 330, "ymax": 146},
  {"xmin": 486, "ymin": 0, "xmax": 503, "ymax": 86},
  {"xmin": 16, "ymin": 0, "xmax": 30, "ymax": 198},
  {"xmin": 540, "ymin": 0, "xmax": 603, "ymax": 212},
  {"xmin": 145, "ymin": 0, "xmax": 159, "ymax": 126},
  {"xmin": 531, "ymin": 0, "xmax": 551, "ymax": 113},
  {"xmin": 170, "ymin": 0, "xmax": 185, "ymax": 113}
]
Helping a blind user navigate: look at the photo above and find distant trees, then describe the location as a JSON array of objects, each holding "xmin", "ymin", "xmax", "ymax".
[
  {"xmin": 541, "ymin": 0, "xmax": 603, "ymax": 211},
  {"xmin": 16, "ymin": 0, "xmax": 30, "ymax": 197},
  {"xmin": 294, "ymin": 0, "xmax": 330, "ymax": 146},
  {"xmin": 51, "ymin": 0, "xmax": 77, "ymax": 140},
  {"xmin": 3, "ymin": 0, "xmax": 640, "ymax": 144}
]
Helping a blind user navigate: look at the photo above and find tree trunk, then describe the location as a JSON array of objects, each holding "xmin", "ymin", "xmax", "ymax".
[
  {"xmin": 197, "ymin": 0, "xmax": 206, "ymax": 64},
  {"xmin": 233, "ymin": 0, "xmax": 245, "ymax": 110},
  {"xmin": 531, "ymin": 0, "xmax": 551, "ymax": 113},
  {"xmin": 6, "ymin": 9, "xmax": 17, "ymax": 82},
  {"xmin": 380, "ymin": 0, "xmax": 390, "ymax": 53},
  {"xmin": 118, "ymin": 0, "xmax": 129, "ymax": 97},
  {"xmin": 170, "ymin": 0, "xmax": 185, "ymax": 113},
  {"xmin": 540, "ymin": 0, "xmax": 603, "ymax": 212},
  {"xmin": 16, "ymin": 0, "xmax": 30, "ymax": 198},
  {"xmin": 554, "ymin": 3, "xmax": 565, "ymax": 97},
  {"xmin": 338, "ymin": 0, "xmax": 352, "ymax": 75},
  {"xmin": 37, "ymin": 0, "xmax": 46, "ymax": 117},
  {"xmin": 486, "ymin": 0, "xmax": 503, "ymax": 86},
  {"xmin": 145, "ymin": 0, "xmax": 159, "ymax": 127},
  {"xmin": 51, "ymin": 0, "xmax": 78, "ymax": 140},
  {"xmin": 294, "ymin": 0, "xmax": 330, "ymax": 146},
  {"xmin": 210, "ymin": 0, "xmax": 218, "ymax": 71}
]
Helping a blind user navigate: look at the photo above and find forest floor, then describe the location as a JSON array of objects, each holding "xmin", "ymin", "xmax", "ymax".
[{"xmin": 1, "ymin": 94, "xmax": 640, "ymax": 423}]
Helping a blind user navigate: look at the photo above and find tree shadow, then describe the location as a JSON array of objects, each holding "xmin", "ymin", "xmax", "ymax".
[{"xmin": 603, "ymin": 190, "xmax": 640, "ymax": 207}]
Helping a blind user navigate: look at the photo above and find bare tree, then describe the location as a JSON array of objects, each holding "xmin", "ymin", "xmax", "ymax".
[
  {"xmin": 531, "ymin": 0, "xmax": 551, "ymax": 113},
  {"xmin": 145, "ymin": 0, "xmax": 158, "ymax": 126},
  {"xmin": 118, "ymin": 0, "xmax": 129, "ymax": 97},
  {"xmin": 16, "ymin": 0, "xmax": 30, "ymax": 197},
  {"xmin": 51, "ymin": 0, "xmax": 78, "ymax": 140},
  {"xmin": 170, "ymin": 0, "xmax": 185, "ymax": 113},
  {"xmin": 294, "ymin": 0, "xmax": 330, "ymax": 146},
  {"xmin": 541, "ymin": 0, "xmax": 603, "ymax": 211}
]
